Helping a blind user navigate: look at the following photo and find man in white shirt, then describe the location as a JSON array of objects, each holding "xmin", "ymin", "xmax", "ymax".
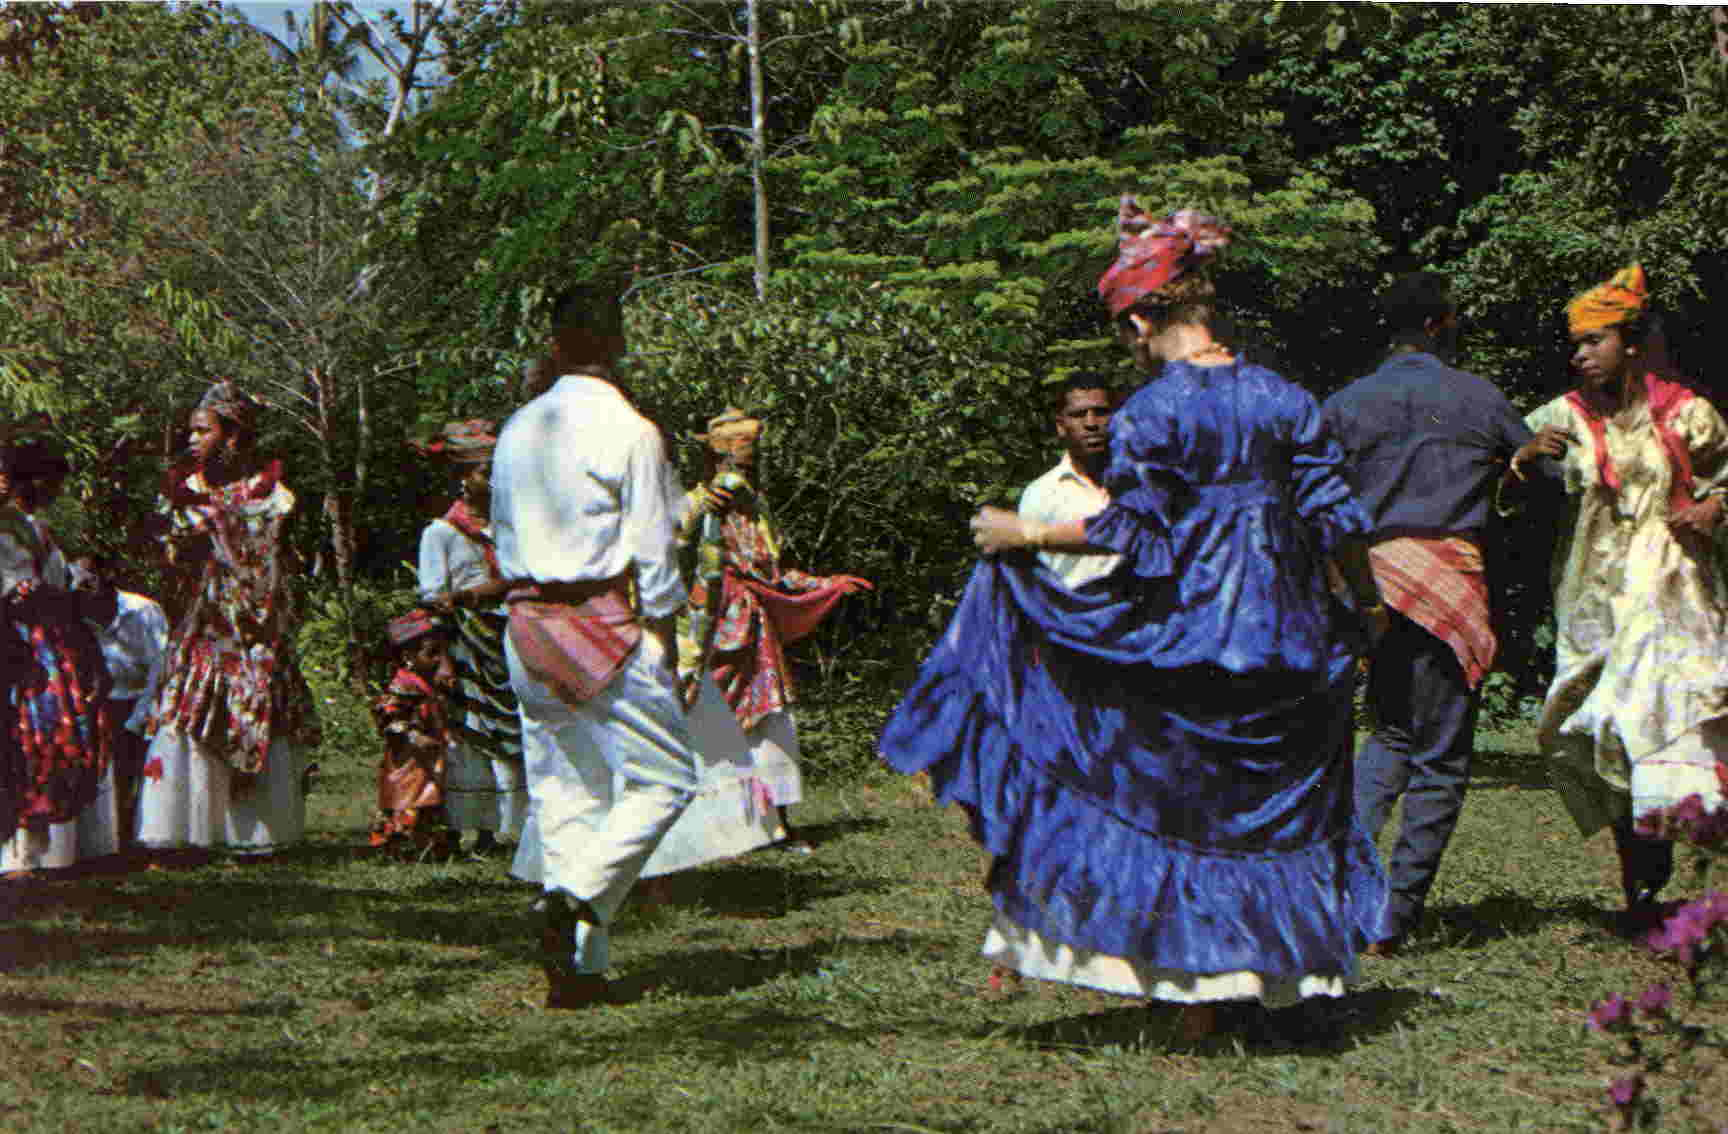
[
  {"xmin": 490, "ymin": 284, "xmax": 699, "ymax": 1009},
  {"xmin": 71, "ymin": 556, "xmax": 169, "ymax": 850},
  {"xmin": 1018, "ymin": 376, "xmax": 1120, "ymax": 589}
]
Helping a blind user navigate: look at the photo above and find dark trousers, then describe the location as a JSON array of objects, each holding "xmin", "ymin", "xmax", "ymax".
[
  {"xmin": 110, "ymin": 699, "xmax": 146, "ymax": 849},
  {"xmin": 1354, "ymin": 610, "xmax": 1479, "ymax": 942}
]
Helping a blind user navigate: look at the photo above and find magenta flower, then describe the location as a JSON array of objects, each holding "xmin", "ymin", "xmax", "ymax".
[
  {"xmin": 1635, "ymin": 982, "xmax": 1671, "ymax": 1018},
  {"xmin": 1587, "ymin": 994, "xmax": 1631, "ymax": 1032},
  {"xmin": 1607, "ymin": 1073, "xmax": 1644, "ymax": 1108},
  {"xmin": 1646, "ymin": 898, "xmax": 1720, "ymax": 966}
]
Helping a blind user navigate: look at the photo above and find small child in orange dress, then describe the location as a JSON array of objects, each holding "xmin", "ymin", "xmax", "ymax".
[{"xmin": 369, "ymin": 608, "xmax": 456, "ymax": 858}]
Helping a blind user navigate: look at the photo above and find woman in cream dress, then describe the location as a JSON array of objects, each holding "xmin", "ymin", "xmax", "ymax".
[{"xmin": 1512, "ymin": 265, "xmax": 1728, "ymax": 916}]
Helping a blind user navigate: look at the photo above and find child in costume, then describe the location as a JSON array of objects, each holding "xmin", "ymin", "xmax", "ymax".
[{"xmin": 370, "ymin": 608, "xmax": 456, "ymax": 858}]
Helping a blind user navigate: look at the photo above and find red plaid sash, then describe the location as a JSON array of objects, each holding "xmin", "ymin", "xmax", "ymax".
[
  {"xmin": 1368, "ymin": 535, "xmax": 1496, "ymax": 690},
  {"xmin": 506, "ymin": 576, "xmax": 640, "ymax": 708}
]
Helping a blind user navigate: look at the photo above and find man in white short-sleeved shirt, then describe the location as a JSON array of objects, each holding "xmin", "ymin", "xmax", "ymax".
[{"xmin": 1017, "ymin": 376, "xmax": 1120, "ymax": 589}]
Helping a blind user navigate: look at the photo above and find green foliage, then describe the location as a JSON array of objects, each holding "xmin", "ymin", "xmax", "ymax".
[
  {"xmin": 627, "ymin": 277, "xmax": 1033, "ymax": 655},
  {"xmin": 11, "ymin": 0, "xmax": 1728, "ymax": 685},
  {"xmin": 296, "ymin": 571, "xmax": 422, "ymax": 694},
  {"xmin": 0, "ymin": 3, "xmax": 294, "ymax": 557}
]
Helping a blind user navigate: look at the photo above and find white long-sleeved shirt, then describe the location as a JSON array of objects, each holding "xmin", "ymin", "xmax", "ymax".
[
  {"xmin": 1018, "ymin": 454, "xmax": 1120, "ymax": 589},
  {"xmin": 93, "ymin": 590, "xmax": 170, "ymax": 704},
  {"xmin": 491, "ymin": 375, "xmax": 687, "ymax": 619}
]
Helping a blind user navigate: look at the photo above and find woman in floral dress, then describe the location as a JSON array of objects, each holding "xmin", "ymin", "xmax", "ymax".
[
  {"xmin": 135, "ymin": 383, "xmax": 320, "ymax": 856},
  {"xmin": 0, "ymin": 440, "xmax": 118, "ymax": 872},
  {"xmin": 680, "ymin": 409, "xmax": 871, "ymax": 849},
  {"xmin": 1510, "ymin": 264, "xmax": 1728, "ymax": 918}
]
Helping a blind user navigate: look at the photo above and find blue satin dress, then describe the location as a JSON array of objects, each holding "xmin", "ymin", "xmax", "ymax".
[{"xmin": 881, "ymin": 359, "xmax": 1388, "ymax": 1002}]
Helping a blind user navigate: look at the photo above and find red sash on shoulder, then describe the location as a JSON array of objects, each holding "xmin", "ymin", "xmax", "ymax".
[
  {"xmin": 1566, "ymin": 372, "xmax": 1698, "ymax": 515},
  {"xmin": 506, "ymin": 576, "xmax": 641, "ymax": 708}
]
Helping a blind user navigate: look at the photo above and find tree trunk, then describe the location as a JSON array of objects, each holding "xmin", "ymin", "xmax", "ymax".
[
  {"xmin": 748, "ymin": 0, "xmax": 769, "ymax": 301},
  {"xmin": 322, "ymin": 488, "xmax": 356, "ymax": 594}
]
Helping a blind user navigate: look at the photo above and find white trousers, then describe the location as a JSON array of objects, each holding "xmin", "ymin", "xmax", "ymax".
[
  {"xmin": 507, "ymin": 632, "xmax": 697, "ymax": 974},
  {"xmin": 510, "ymin": 675, "xmax": 778, "ymax": 881}
]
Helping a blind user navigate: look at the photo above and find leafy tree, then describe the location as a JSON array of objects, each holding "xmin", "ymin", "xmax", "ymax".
[{"xmin": 0, "ymin": 3, "xmax": 291, "ymax": 559}]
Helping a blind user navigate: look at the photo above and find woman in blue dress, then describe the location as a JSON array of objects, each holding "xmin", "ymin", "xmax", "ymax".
[{"xmin": 880, "ymin": 199, "xmax": 1389, "ymax": 1038}]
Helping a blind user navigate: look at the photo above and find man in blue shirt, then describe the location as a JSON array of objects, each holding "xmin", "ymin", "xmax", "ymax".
[{"xmin": 1324, "ymin": 273, "xmax": 1540, "ymax": 955}]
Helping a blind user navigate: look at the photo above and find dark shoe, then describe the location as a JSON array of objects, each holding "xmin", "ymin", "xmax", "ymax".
[
  {"xmin": 1364, "ymin": 935, "xmax": 1404, "ymax": 958},
  {"xmin": 539, "ymin": 893, "xmax": 580, "ymax": 980}
]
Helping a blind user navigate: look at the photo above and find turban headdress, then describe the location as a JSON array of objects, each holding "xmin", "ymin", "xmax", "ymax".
[
  {"xmin": 197, "ymin": 380, "xmax": 259, "ymax": 436},
  {"xmin": 694, "ymin": 407, "xmax": 765, "ymax": 446},
  {"xmin": 1567, "ymin": 264, "xmax": 1648, "ymax": 335},
  {"xmin": 411, "ymin": 420, "xmax": 498, "ymax": 466},
  {"xmin": 1096, "ymin": 196, "xmax": 1232, "ymax": 316},
  {"xmin": 387, "ymin": 607, "xmax": 445, "ymax": 648}
]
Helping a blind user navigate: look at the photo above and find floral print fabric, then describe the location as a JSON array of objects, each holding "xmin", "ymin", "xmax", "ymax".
[
  {"xmin": 369, "ymin": 667, "xmax": 450, "ymax": 852},
  {"xmin": 690, "ymin": 510, "xmax": 851, "ymax": 731},
  {"xmin": 1, "ymin": 510, "xmax": 113, "ymax": 829},
  {"xmin": 144, "ymin": 462, "xmax": 320, "ymax": 776}
]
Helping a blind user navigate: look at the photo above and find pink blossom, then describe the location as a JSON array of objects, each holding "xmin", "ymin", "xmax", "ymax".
[
  {"xmin": 1607, "ymin": 1073, "xmax": 1644, "ymax": 1108},
  {"xmin": 1635, "ymin": 982, "xmax": 1671, "ymax": 1018},
  {"xmin": 1587, "ymin": 995, "xmax": 1631, "ymax": 1032}
]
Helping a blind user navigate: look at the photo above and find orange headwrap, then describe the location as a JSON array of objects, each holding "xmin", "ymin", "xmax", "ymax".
[{"xmin": 1566, "ymin": 264, "xmax": 1648, "ymax": 335}]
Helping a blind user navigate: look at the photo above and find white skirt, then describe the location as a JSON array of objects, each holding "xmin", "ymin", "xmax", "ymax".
[
  {"xmin": 747, "ymin": 710, "xmax": 803, "ymax": 809},
  {"xmin": 135, "ymin": 729, "xmax": 305, "ymax": 852},
  {"xmin": 0, "ymin": 766, "xmax": 119, "ymax": 872},
  {"xmin": 982, "ymin": 913, "xmax": 1353, "ymax": 1011},
  {"xmin": 641, "ymin": 679, "xmax": 779, "ymax": 877}
]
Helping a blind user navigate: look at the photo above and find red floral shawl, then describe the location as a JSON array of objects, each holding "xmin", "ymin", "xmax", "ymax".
[{"xmin": 1566, "ymin": 372, "xmax": 1698, "ymax": 515}]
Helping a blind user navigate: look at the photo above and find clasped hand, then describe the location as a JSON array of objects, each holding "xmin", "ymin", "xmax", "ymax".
[
  {"xmin": 971, "ymin": 506, "xmax": 1031, "ymax": 555},
  {"xmin": 1508, "ymin": 424, "xmax": 1574, "ymax": 481}
]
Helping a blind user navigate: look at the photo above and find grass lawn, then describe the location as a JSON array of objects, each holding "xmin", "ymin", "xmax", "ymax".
[{"xmin": 3, "ymin": 710, "xmax": 1724, "ymax": 1133}]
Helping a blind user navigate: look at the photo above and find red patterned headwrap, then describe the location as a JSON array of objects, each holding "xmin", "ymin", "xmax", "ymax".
[
  {"xmin": 387, "ymin": 607, "xmax": 445, "ymax": 648},
  {"xmin": 1096, "ymin": 196, "xmax": 1232, "ymax": 316},
  {"xmin": 410, "ymin": 419, "xmax": 497, "ymax": 466}
]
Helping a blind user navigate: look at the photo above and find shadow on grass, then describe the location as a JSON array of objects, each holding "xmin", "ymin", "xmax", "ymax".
[
  {"xmin": 1469, "ymin": 746, "xmax": 1552, "ymax": 791},
  {"xmin": 0, "ymin": 843, "xmax": 891, "ymax": 978},
  {"xmin": 1421, "ymin": 890, "xmax": 1603, "ymax": 949},
  {"xmin": 0, "ymin": 993, "xmax": 281, "ymax": 1019},
  {"xmin": 1010, "ymin": 986, "xmax": 1429, "ymax": 1056},
  {"xmin": 792, "ymin": 814, "xmax": 892, "ymax": 846},
  {"xmin": 118, "ymin": 937, "xmax": 921, "ymax": 1103},
  {"xmin": 0, "ymin": 866, "xmax": 540, "ymax": 973},
  {"xmin": 619, "ymin": 932, "xmax": 919, "ymax": 1000},
  {"xmin": 629, "ymin": 858, "xmax": 891, "ymax": 920}
]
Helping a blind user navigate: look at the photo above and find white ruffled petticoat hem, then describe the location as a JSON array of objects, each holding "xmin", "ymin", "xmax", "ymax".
[
  {"xmin": 745, "ymin": 710, "xmax": 802, "ymax": 808},
  {"xmin": 982, "ymin": 912, "xmax": 1354, "ymax": 1011},
  {"xmin": 135, "ymin": 728, "xmax": 305, "ymax": 852},
  {"xmin": 1, "ymin": 767, "xmax": 119, "ymax": 872}
]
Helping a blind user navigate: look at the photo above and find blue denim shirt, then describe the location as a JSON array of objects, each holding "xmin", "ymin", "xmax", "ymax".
[{"xmin": 1322, "ymin": 351, "xmax": 1532, "ymax": 535}]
